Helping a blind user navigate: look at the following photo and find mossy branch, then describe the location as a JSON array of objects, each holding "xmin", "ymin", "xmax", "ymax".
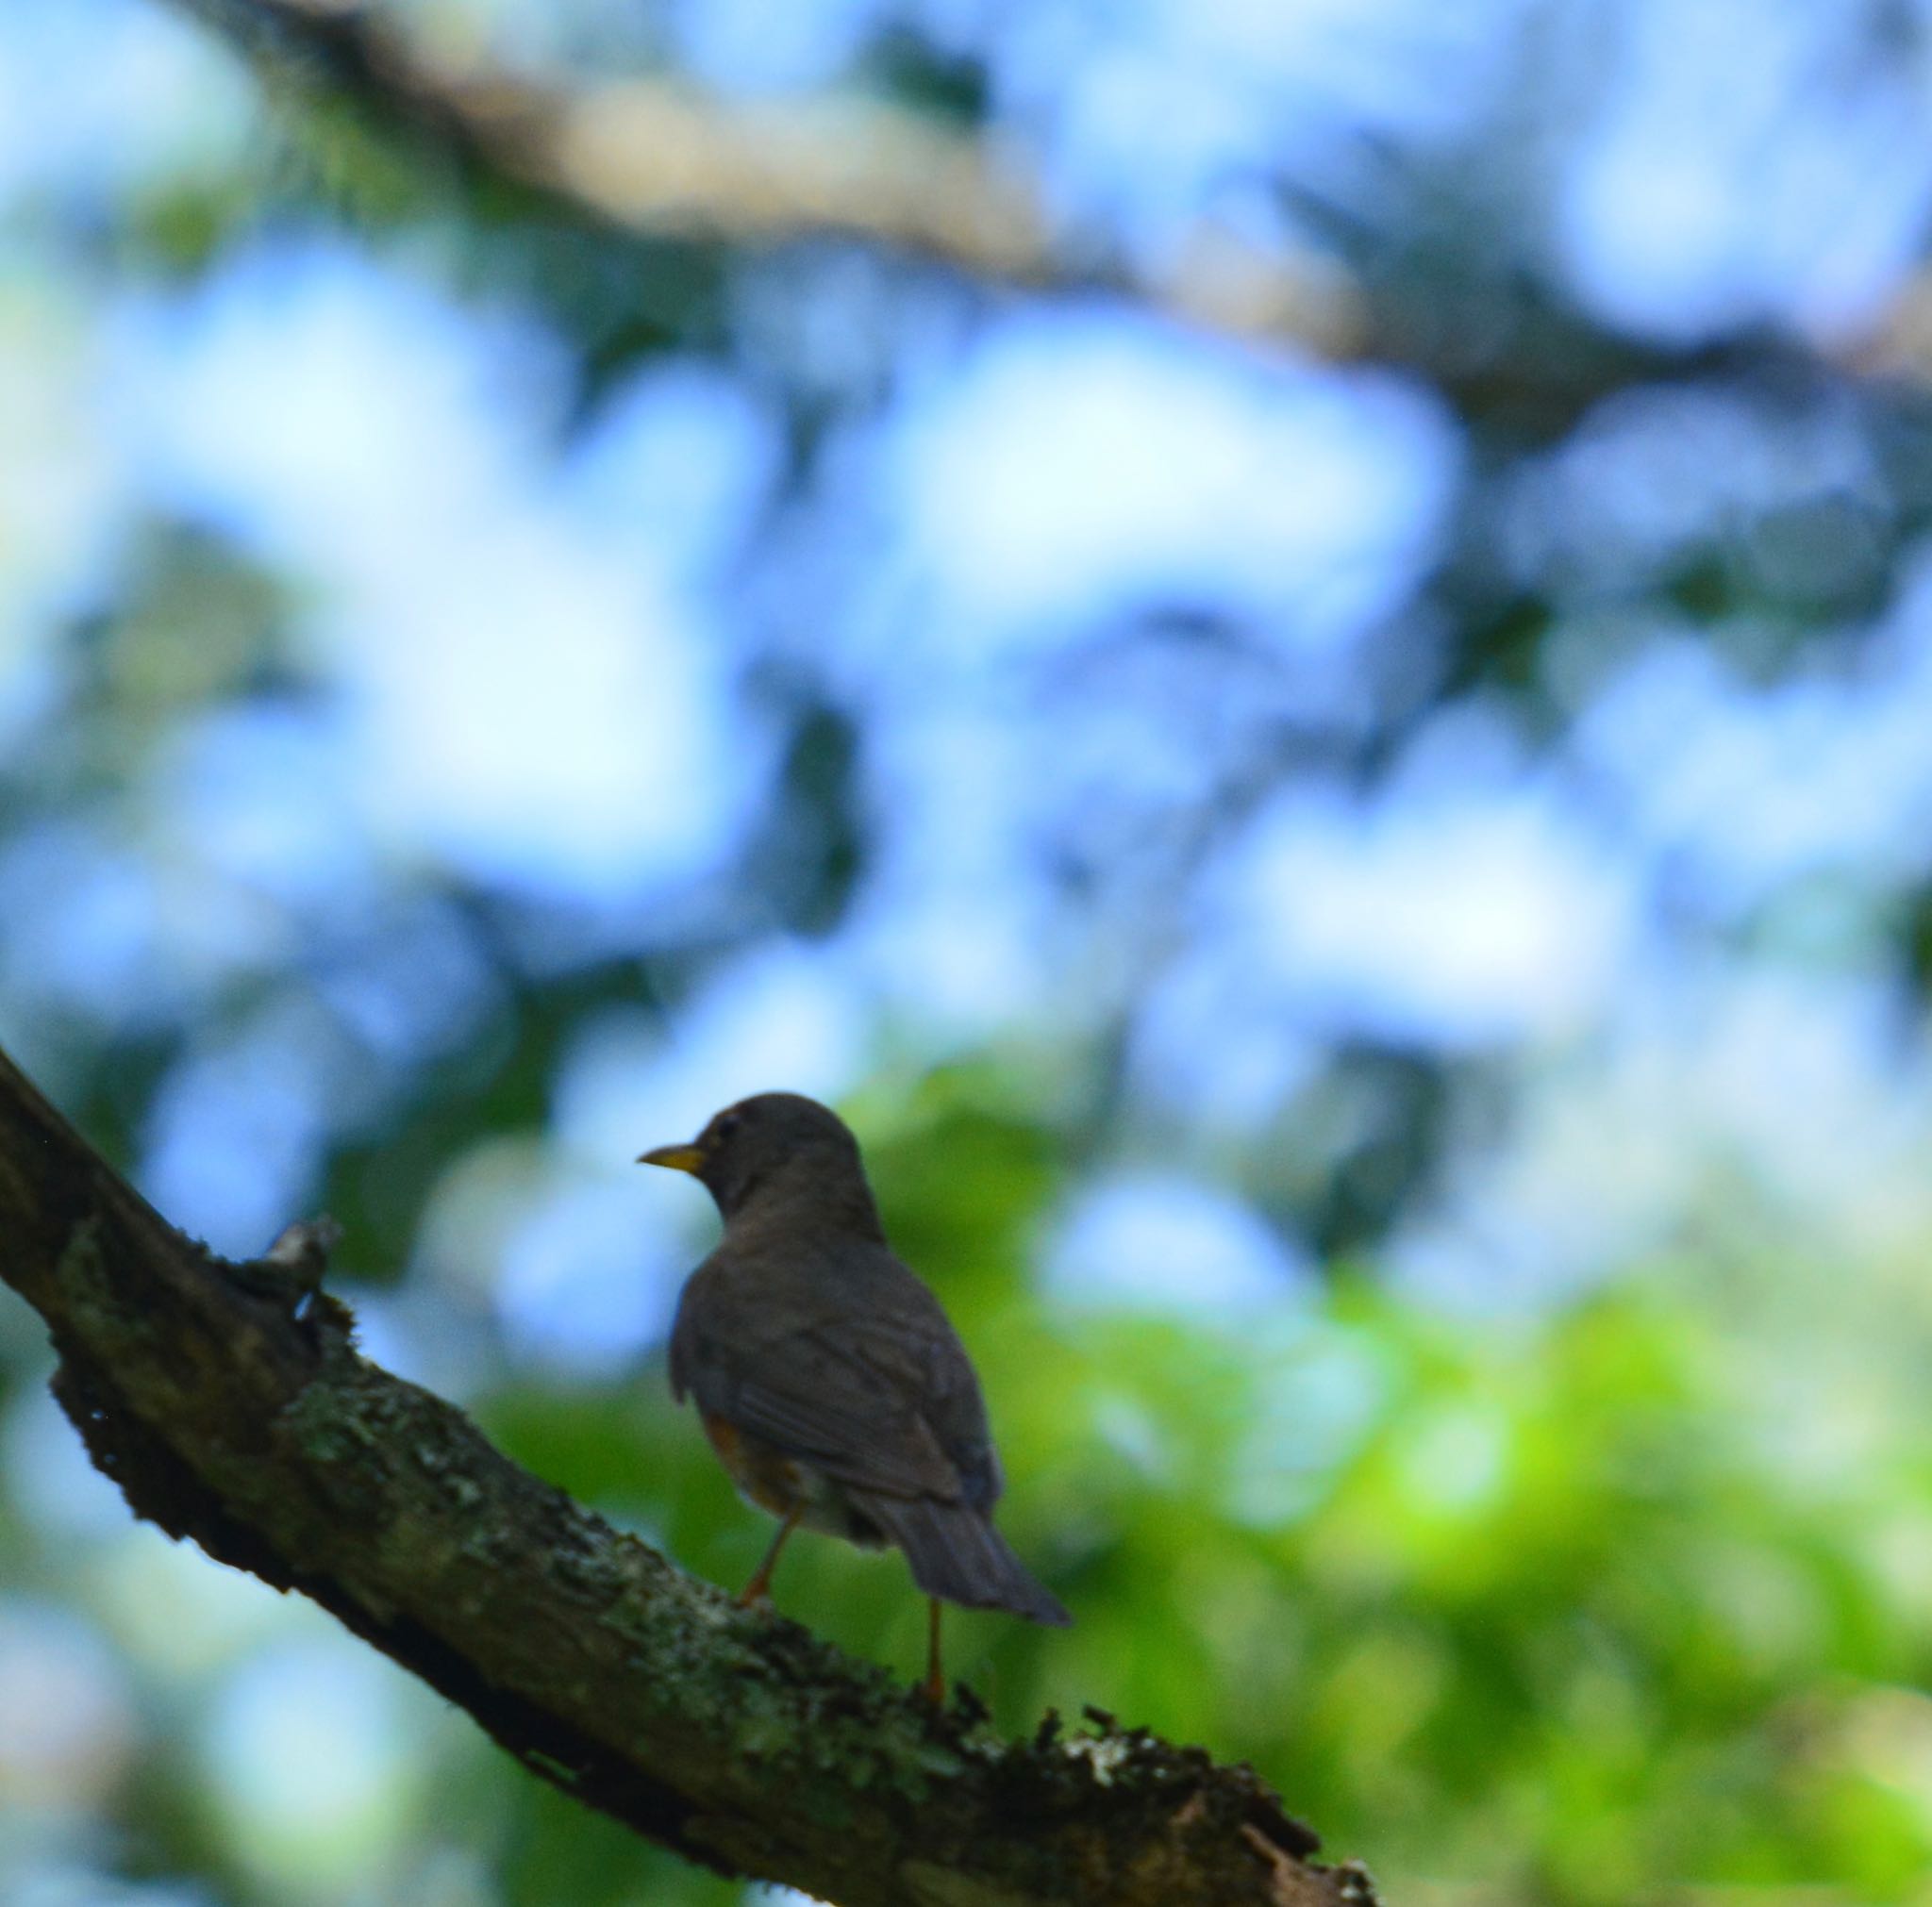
[{"xmin": 0, "ymin": 1042, "xmax": 1377, "ymax": 1907}]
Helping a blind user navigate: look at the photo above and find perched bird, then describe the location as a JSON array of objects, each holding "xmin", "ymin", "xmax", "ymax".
[{"xmin": 640, "ymin": 1091, "xmax": 1070, "ymax": 1700}]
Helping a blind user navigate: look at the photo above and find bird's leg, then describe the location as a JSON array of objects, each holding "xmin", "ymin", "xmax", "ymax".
[
  {"xmin": 736, "ymin": 1507, "xmax": 802, "ymax": 1607},
  {"xmin": 923, "ymin": 1596, "xmax": 945, "ymax": 1703}
]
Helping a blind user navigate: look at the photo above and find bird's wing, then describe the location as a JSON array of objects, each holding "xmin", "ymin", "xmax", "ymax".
[{"xmin": 676, "ymin": 1269, "xmax": 995, "ymax": 1503}]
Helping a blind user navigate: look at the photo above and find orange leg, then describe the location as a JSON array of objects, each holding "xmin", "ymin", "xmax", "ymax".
[
  {"xmin": 737, "ymin": 1507, "xmax": 802, "ymax": 1606},
  {"xmin": 922, "ymin": 1597, "xmax": 945, "ymax": 1703}
]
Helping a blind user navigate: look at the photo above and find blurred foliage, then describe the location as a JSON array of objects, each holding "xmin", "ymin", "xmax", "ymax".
[{"xmin": 8, "ymin": 2, "xmax": 1932, "ymax": 1906}]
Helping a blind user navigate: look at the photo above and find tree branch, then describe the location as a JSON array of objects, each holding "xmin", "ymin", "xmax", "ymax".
[
  {"xmin": 175, "ymin": 0, "xmax": 1367, "ymax": 357},
  {"xmin": 0, "ymin": 1041, "xmax": 1378, "ymax": 1907},
  {"xmin": 169, "ymin": 0, "xmax": 1932, "ymax": 447}
]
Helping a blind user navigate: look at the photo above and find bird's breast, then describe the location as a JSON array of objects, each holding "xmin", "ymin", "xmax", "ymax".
[{"xmin": 698, "ymin": 1411, "xmax": 886, "ymax": 1548}]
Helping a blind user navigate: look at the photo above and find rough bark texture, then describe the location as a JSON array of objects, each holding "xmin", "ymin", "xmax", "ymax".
[{"xmin": 0, "ymin": 1042, "xmax": 1379, "ymax": 1907}]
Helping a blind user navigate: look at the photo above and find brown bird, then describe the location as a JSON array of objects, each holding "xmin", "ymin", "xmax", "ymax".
[{"xmin": 640, "ymin": 1091, "xmax": 1070, "ymax": 1700}]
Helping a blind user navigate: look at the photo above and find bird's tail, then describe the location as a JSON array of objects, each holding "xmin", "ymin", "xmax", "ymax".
[{"xmin": 859, "ymin": 1495, "xmax": 1071, "ymax": 1626}]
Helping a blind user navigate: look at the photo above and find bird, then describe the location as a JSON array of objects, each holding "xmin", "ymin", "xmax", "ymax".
[{"xmin": 639, "ymin": 1090, "xmax": 1070, "ymax": 1701}]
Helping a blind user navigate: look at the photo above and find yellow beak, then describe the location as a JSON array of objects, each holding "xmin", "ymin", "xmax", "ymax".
[{"xmin": 638, "ymin": 1142, "xmax": 706, "ymax": 1175}]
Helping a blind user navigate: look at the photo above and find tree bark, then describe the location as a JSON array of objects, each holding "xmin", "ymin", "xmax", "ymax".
[{"xmin": 0, "ymin": 1042, "xmax": 1378, "ymax": 1907}]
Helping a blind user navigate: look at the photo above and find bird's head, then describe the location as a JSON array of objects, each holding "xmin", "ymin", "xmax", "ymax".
[{"xmin": 639, "ymin": 1091, "xmax": 876, "ymax": 1227}]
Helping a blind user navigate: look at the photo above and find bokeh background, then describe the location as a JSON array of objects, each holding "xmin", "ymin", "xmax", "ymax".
[{"xmin": 7, "ymin": 1, "xmax": 1932, "ymax": 1902}]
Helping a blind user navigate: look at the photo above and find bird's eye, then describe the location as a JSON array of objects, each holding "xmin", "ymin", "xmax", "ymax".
[{"xmin": 714, "ymin": 1111, "xmax": 742, "ymax": 1140}]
